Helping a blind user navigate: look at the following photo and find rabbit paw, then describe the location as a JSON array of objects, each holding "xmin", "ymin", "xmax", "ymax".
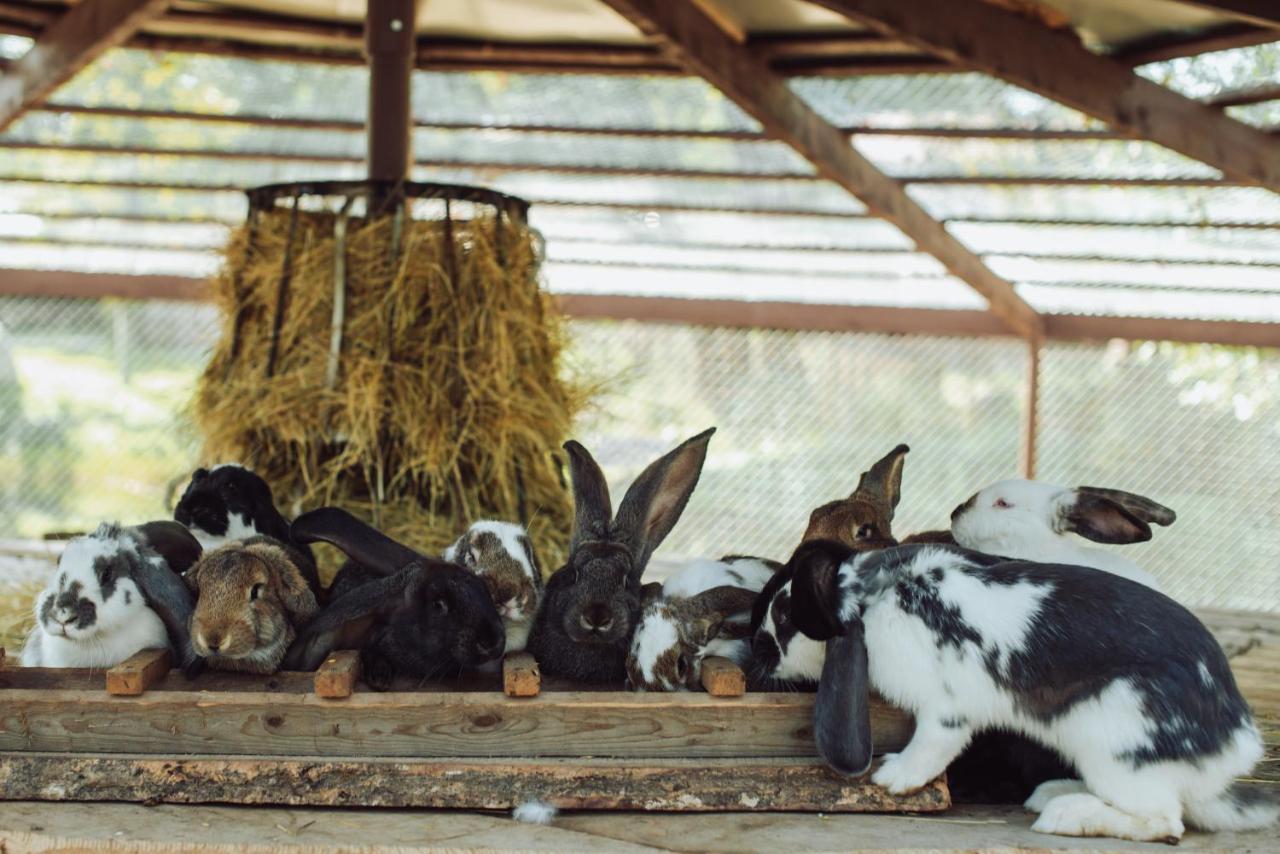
[
  {"xmin": 1025, "ymin": 779, "xmax": 1087, "ymax": 813},
  {"xmin": 871, "ymin": 753, "xmax": 935, "ymax": 794}
]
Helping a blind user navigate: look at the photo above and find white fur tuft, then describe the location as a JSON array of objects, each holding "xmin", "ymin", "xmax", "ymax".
[{"xmin": 512, "ymin": 799, "xmax": 558, "ymax": 825}]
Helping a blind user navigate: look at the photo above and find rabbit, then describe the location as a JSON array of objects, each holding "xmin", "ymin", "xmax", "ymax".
[
  {"xmin": 950, "ymin": 480, "xmax": 1175, "ymax": 590},
  {"xmin": 526, "ymin": 428, "xmax": 715, "ymax": 685},
  {"xmin": 749, "ymin": 443, "xmax": 908, "ymax": 688},
  {"xmin": 788, "ymin": 539, "xmax": 1277, "ymax": 843},
  {"xmin": 626, "ymin": 555, "xmax": 779, "ymax": 691},
  {"xmin": 174, "ymin": 464, "xmax": 321, "ymax": 596},
  {"xmin": 186, "ymin": 536, "xmax": 319, "ymax": 674},
  {"xmin": 21, "ymin": 521, "xmax": 202, "ymax": 671},
  {"xmin": 283, "ymin": 507, "xmax": 505, "ymax": 690},
  {"xmin": 444, "ymin": 520, "xmax": 542, "ymax": 656}
]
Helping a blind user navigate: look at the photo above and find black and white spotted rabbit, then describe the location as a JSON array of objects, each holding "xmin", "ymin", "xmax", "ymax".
[{"xmin": 788, "ymin": 539, "xmax": 1276, "ymax": 843}]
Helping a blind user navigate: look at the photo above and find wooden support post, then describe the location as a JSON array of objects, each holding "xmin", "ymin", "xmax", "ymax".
[
  {"xmin": 503, "ymin": 652, "xmax": 541, "ymax": 698},
  {"xmin": 0, "ymin": 0, "xmax": 170, "ymax": 132},
  {"xmin": 1020, "ymin": 338, "xmax": 1041, "ymax": 480},
  {"xmin": 699, "ymin": 656, "xmax": 746, "ymax": 697},
  {"xmin": 105, "ymin": 648, "xmax": 172, "ymax": 696},
  {"xmin": 365, "ymin": 0, "xmax": 416, "ymax": 190},
  {"xmin": 314, "ymin": 650, "xmax": 361, "ymax": 699}
]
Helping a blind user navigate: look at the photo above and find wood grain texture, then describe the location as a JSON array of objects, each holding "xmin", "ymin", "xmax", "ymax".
[
  {"xmin": 313, "ymin": 650, "xmax": 360, "ymax": 699},
  {"xmin": 0, "ymin": 753, "xmax": 949, "ymax": 812},
  {"xmin": 596, "ymin": 0, "xmax": 1044, "ymax": 340},
  {"xmin": 503, "ymin": 652, "xmax": 541, "ymax": 698},
  {"xmin": 0, "ymin": 685, "xmax": 914, "ymax": 759},
  {"xmin": 699, "ymin": 656, "xmax": 745, "ymax": 697},
  {"xmin": 105, "ymin": 648, "xmax": 173, "ymax": 696}
]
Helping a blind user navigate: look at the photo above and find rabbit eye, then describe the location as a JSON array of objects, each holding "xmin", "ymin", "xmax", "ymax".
[
  {"xmin": 249, "ymin": 583, "xmax": 264, "ymax": 601},
  {"xmin": 676, "ymin": 655, "xmax": 689, "ymax": 680},
  {"xmin": 855, "ymin": 524, "xmax": 874, "ymax": 540},
  {"xmin": 432, "ymin": 597, "xmax": 449, "ymax": 615},
  {"xmin": 995, "ymin": 498, "xmax": 1012, "ymax": 509}
]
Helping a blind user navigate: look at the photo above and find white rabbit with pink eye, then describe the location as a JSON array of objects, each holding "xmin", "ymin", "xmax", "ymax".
[{"xmin": 950, "ymin": 480, "xmax": 1175, "ymax": 590}]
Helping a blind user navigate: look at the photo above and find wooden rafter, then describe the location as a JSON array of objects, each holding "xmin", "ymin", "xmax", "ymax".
[
  {"xmin": 1171, "ymin": 1, "xmax": 1280, "ymax": 29},
  {"xmin": 0, "ymin": 0, "xmax": 169, "ymax": 132},
  {"xmin": 595, "ymin": 0, "xmax": 1043, "ymax": 339},
  {"xmin": 812, "ymin": 0, "xmax": 1280, "ymax": 193}
]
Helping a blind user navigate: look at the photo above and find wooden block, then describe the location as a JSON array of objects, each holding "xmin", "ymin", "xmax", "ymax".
[
  {"xmin": 699, "ymin": 656, "xmax": 745, "ymax": 697},
  {"xmin": 503, "ymin": 652, "xmax": 540, "ymax": 698},
  {"xmin": 0, "ymin": 753, "xmax": 949, "ymax": 812},
  {"xmin": 105, "ymin": 648, "xmax": 172, "ymax": 696},
  {"xmin": 314, "ymin": 650, "xmax": 360, "ymax": 699}
]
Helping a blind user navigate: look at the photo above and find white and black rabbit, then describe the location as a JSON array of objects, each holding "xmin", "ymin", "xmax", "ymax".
[
  {"xmin": 444, "ymin": 520, "xmax": 543, "ymax": 656},
  {"xmin": 789, "ymin": 539, "xmax": 1276, "ymax": 842},
  {"xmin": 951, "ymin": 480, "xmax": 1175, "ymax": 590},
  {"xmin": 527, "ymin": 428, "xmax": 715, "ymax": 685},
  {"xmin": 21, "ymin": 521, "xmax": 202, "ymax": 671},
  {"xmin": 283, "ymin": 507, "xmax": 505, "ymax": 690},
  {"xmin": 174, "ymin": 464, "xmax": 321, "ymax": 596}
]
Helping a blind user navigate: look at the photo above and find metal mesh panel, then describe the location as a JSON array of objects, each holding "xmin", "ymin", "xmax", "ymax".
[
  {"xmin": 1038, "ymin": 341, "xmax": 1280, "ymax": 612},
  {"xmin": 909, "ymin": 185, "xmax": 1280, "ymax": 225},
  {"xmin": 2, "ymin": 300, "xmax": 1276, "ymax": 611},
  {"xmin": 1226, "ymin": 100, "xmax": 1280, "ymax": 130},
  {"xmin": 1137, "ymin": 43, "xmax": 1280, "ymax": 100}
]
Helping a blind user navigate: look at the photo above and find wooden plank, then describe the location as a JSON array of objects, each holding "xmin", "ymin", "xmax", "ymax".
[
  {"xmin": 503, "ymin": 652, "xmax": 541, "ymax": 698},
  {"xmin": 0, "ymin": 753, "xmax": 949, "ymax": 812},
  {"xmin": 0, "ymin": 686, "xmax": 916, "ymax": 759},
  {"xmin": 104, "ymin": 648, "xmax": 172, "ymax": 696},
  {"xmin": 1205, "ymin": 82, "xmax": 1280, "ymax": 109},
  {"xmin": 814, "ymin": 0, "xmax": 1280, "ymax": 193},
  {"xmin": 596, "ymin": 0, "xmax": 1044, "ymax": 340},
  {"xmin": 699, "ymin": 656, "xmax": 746, "ymax": 697},
  {"xmin": 313, "ymin": 650, "xmax": 360, "ymax": 699},
  {"xmin": 0, "ymin": 0, "xmax": 170, "ymax": 132}
]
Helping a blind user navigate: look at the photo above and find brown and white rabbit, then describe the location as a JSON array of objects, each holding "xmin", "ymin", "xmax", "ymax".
[
  {"xmin": 186, "ymin": 536, "xmax": 319, "ymax": 674},
  {"xmin": 444, "ymin": 520, "xmax": 542, "ymax": 656},
  {"xmin": 749, "ymin": 443, "xmax": 909, "ymax": 688}
]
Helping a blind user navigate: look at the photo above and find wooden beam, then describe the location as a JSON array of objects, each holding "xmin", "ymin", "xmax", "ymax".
[
  {"xmin": 596, "ymin": 0, "xmax": 1044, "ymax": 339},
  {"xmin": 1170, "ymin": 1, "xmax": 1280, "ymax": 29},
  {"xmin": 1205, "ymin": 82, "xmax": 1280, "ymax": 109},
  {"xmin": 1113, "ymin": 22, "xmax": 1279, "ymax": 65},
  {"xmin": 104, "ymin": 648, "xmax": 172, "ymax": 696},
  {"xmin": 502, "ymin": 653, "xmax": 541, "ymax": 698},
  {"xmin": 365, "ymin": 0, "xmax": 415, "ymax": 187},
  {"xmin": 699, "ymin": 656, "xmax": 746, "ymax": 697},
  {"xmin": 813, "ymin": 0, "xmax": 1280, "ymax": 193},
  {"xmin": 314, "ymin": 650, "xmax": 361, "ymax": 699},
  {"xmin": 0, "ymin": 0, "xmax": 169, "ymax": 132},
  {"xmin": 0, "ymin": 754, "xmax": 949, "ymax": 812}
]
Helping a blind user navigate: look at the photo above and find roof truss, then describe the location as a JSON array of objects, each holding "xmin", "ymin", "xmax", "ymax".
[
  {"xmin": 0, "ymin": 0, "xmax": 168, "ymax": 132},
  {"xmin": 596, "ymin": 0, "xmax": 1044, "ymax": 339},
  {"xmin": 811, "ymin": 0, "xmax": 1280, "ymax": 193}
]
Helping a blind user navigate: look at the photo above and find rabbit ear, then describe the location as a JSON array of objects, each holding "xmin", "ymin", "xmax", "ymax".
[
  {"xmin": 612, "ymin": 427, "xmax": 715, "ymax": 576},
  {"xmin": 290, "ymin": 507, "xmax": 422, "ymax": 574},
  {"xmin": 814, "ymin": 625, "xmax": 873, "ymax": 776},
  {"xmin": 680, "ymin": 585, "xmax": 759, "ymax": 646},
  {"xmin": 789, "ymin": 540, "xmax": 851, "ymax": 641},
  {"xmin": 259, "ymin": 548, "xmax": 319, "ymax": 622},
  {"xmin": 1077, "ymin": 487, "xmax": 1176, "ymax": 527},
  {"xmin": 134, "ymin": 520, "xmax": 203, "ymax": 575},
  {"xmin": 128, "ymin": 540, "xmax": 201, "ymax": 672},
  {"xmin": 1059, "ymin": 491, "xmax": 1153, "ymax": 544},
  {"xmin": 564, "ymin": 440, "xmax": 613, "ymax": 552},
  {"xmin": 282, "ymin": 565, "xmax": 420, "ymax": 671},
  {"xmin": 852, "ymin": 444, "xmax": 909, "ymax": 520},
  {"xmin": 640, "ymin": 581, "xmax": 665, "ymax": 609}
]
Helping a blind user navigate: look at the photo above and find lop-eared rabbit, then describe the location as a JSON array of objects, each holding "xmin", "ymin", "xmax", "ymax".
[
  {"xmin": 527, "ymin": 428, "xmax": 715, "ymax": 684},
  {"xmin": 788, "ymin": 540, "xmax": 1275, "ymax": 843}
]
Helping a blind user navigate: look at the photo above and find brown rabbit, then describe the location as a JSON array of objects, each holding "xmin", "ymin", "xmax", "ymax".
[
  {"xmin": 187, "ymin": 536, "xmax": 319, "ymax": 674},
  {"xmin": 800, "ymin": 443, "xmax": 909, "ymax": 550}
]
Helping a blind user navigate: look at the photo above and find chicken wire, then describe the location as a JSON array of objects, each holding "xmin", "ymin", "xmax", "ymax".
[{"xmin": 2, "ymin": 297, "xmax": 1275, "ymax": 611}]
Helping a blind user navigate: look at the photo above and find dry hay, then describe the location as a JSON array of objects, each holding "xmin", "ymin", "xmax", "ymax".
[{"xmin": 193, "ymin": 205, "xmax": 588, "ymax": 578}]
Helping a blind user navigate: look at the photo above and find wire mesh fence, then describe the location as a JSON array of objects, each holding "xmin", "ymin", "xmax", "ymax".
[{"xmin": 1, "ymin": 295, "xmax": 1275, "ymax": 614}]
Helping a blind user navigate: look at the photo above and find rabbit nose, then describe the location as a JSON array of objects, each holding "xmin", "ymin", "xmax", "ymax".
[
  {"xmin": 201, "ymin": 632, "xmax": 223, "ymax": 653},
  {"xmin": 580, "ymin": 603, "xmax": 614, "ymax": 632}
]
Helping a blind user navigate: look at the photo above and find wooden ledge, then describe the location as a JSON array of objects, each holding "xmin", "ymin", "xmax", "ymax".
[{"xmin": 105, "ymin": 648, "xmax": 172, "ymax": 696}]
